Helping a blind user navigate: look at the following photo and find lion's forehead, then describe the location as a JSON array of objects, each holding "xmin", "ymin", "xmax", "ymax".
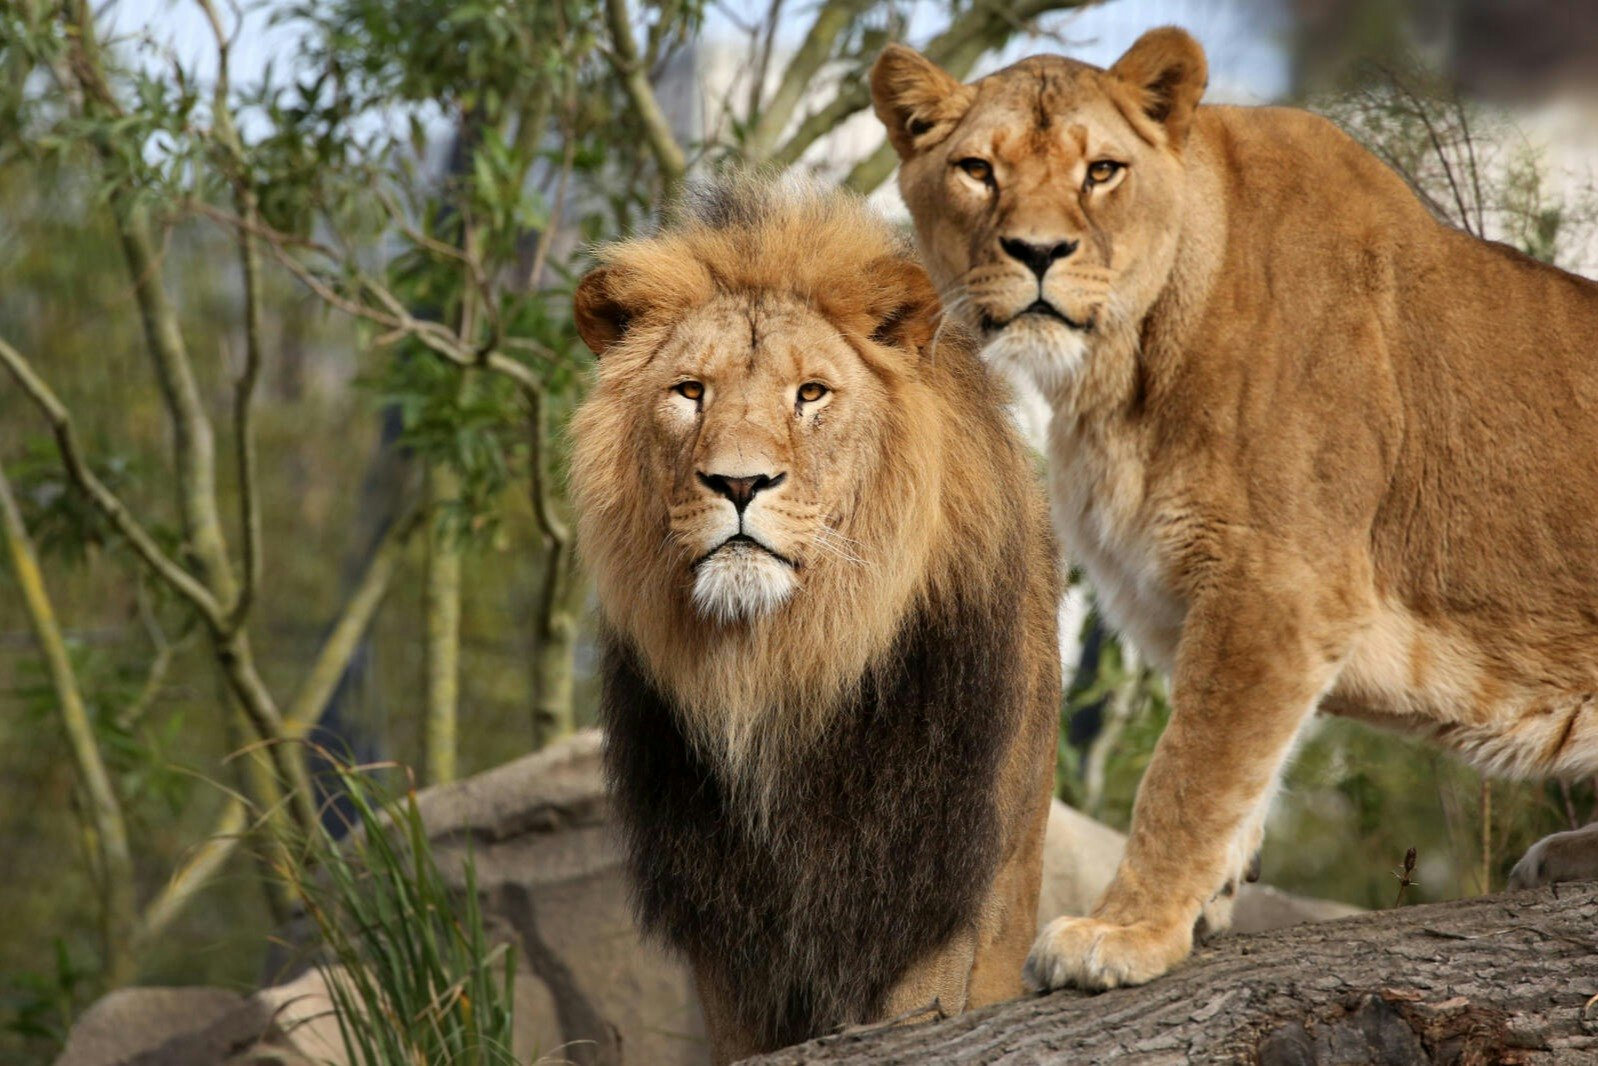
[{"xmin": 654, "ymin": 296, "xmax": 855, "ymax": 382}]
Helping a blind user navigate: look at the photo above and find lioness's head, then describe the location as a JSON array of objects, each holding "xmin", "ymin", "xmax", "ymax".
[
  {"xmin": 569, "ymin": 178, "xmax": 968, "ymax": 768},
  {"xmin": 872, "ymin": 28, "xmax": 1208, "ymax": 393}
]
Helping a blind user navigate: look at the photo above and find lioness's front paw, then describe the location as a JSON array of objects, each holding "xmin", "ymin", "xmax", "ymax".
[{"xmin": 1024, "ymin": 916, "xmax": 1193, "ymax": 992}]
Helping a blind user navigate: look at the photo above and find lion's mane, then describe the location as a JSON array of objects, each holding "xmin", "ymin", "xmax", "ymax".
[{"xmin": 569, "ymin": 178, "xmax": 1059, "ymax": 1046}]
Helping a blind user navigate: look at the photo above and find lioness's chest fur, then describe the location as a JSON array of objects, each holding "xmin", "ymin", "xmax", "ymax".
[{"xmin": 1048, "ymin": 412, "xmax": 1185, "ymax": 669}]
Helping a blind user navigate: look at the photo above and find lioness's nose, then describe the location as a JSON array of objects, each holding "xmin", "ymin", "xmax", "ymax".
[
  {"xmin": 1000, "ymin": 237, "xmax": 1079, "ymax": 280},
  {"xmin": 698, "ymin": 471, "xmax": 786, "ymax": 513}
]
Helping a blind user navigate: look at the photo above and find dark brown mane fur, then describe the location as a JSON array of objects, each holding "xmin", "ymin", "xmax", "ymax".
[{"xmin": 603, "ymin": 524, "xmax": 1034, "ymax": 1046}]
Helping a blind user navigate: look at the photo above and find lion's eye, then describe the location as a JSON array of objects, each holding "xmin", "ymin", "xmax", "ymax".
[
  {"xmin": 674, "ymin": 380, "xmax": 704, "ymax": 401},
  {"xmin": 797, "ymin": 382, "xmax": 829, "ymax": 404},
  {"xmin": 1085, "ymin": 160, "xmax": 1123, "ymax": 187},
  {"xmin": 956, "ymin": 158, "xmax": 993, "ymax": 184}
]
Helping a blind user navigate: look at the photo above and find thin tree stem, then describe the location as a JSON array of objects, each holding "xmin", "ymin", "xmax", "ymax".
[
  {"xmin": 424, "ymin": 470, "xmax": 462, "ymax": 785},
  {"xmin": 0, "ymin": 461, "xmax": 137, "ymax": 987},
  {"xmin": 284, "ymin": 505, "xmax": 422, "ymax": 738}
]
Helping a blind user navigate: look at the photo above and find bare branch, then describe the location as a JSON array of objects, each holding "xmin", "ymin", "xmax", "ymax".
[
  {"xmin": 525, "ymin": 81, "xmax": 579, "ymax": 293},
  {"xmin": 0, "ymin": 336, "xmax": 228, "ymax": 626},
  {"xmin": 1, "ymin": 283, "xmax": 311, "ymax": 836},
  {"xmin": 1385, "ymin": 72, "xmax": 1476, "ymax": 235},
  {"xmin": 283, "ymin": 504, "xmax": 423, "ymax": 738},
  {"xmin": 745, "ymin": 0, "xmax": 785, "ymax": 120},
  {"xmin": 231, "ymin": 223, "xmax": 550, "ymax": 391},
  {"xmin": 843, "ymin": 140, "xmax": 899, "ymax": 195},
  {"xmin": 525, "ymin": 385, "xmax": 570, "ymax": 548},
  {"xmin": 117, "ymin": 580, "xmax": 196, "ymax": 731},
  {"xmin": 196, "ymin": 0, "xmax": 265, "ymax": 631},
  {"xmin": 745, "ymin": 0, "xmax": 870, "ymax": 162},
  {"xmin": 135, "ymin": 796, "xmax": 248, "ymax": 948},
  {"xmin": 1455, "ymin": 92, "xmax": 1488, "ymax": 238},
  {"xmin": 229, "ymin": 233, "xmax": 264, "ymax": 630},
  {"xmin": 602, "ymin": 0, "xmax": 687, "ymax": 188},
  {"xmin": 771, "ymin": 0, "xmax": 1096, "ymax": 168}
]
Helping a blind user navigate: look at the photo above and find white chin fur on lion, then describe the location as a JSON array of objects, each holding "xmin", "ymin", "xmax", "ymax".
[
  {"xmin": 691, "ymin": 546, "xmax": 797, "ymax": 623},
  {"xmin": 981, "ymin": 316, "xmax": 1088, "ymax": 398}
]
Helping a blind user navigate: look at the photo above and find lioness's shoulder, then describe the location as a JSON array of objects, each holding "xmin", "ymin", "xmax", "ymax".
[{"xmin": 1190, "ymin": 104, "xmax": 1428, "ymax": 228}]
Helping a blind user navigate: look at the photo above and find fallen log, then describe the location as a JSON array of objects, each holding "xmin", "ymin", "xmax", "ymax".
[{"xmin": 750, "ymin": 884, "xmax": 1598, "ymax": 1065}]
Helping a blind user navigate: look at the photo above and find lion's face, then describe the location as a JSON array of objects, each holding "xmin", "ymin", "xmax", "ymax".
[
  {"xmin": 617, "ymin": 294, "xmax": 891, "ymax": 624},
  {"xmin": 873, "ymin": 29, "xmax": 1208, "ymax": 394},
  {"xmin": 569, "ymin": 210, "xmax": 943, "ymax": 644}
]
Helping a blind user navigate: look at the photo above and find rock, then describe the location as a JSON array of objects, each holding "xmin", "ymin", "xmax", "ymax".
[
  {"xmin": 55, "ymin": 987, "xmax": 245, "ymax": 1066},
  {"xmin": 1037, "ymin": 798, "xmax": 1363, "ymax": 932},
  {"xmin": 58, "ymin": 730, "xmax": 1359, "ymax": 1066},
  {"xmin": 417, "ymin": 729, "xmax": 703, "ymax": 1066}
]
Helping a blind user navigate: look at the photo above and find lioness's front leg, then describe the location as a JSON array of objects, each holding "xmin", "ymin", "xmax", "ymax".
[{"xmin": 1028, "ymin": 576, "xmax": 1349, "ymax": 991}]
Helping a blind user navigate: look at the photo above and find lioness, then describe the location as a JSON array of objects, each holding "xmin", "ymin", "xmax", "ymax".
[
  {"xmin": 567, "ymin": 178, "xmax": 1060, "ymax": 1061},
  {"xmin": 872, "ymin": 28, "xmax": 1598, "ymax": 991}
]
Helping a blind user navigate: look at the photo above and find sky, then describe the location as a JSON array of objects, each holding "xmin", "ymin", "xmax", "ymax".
[
  {"xmin": 938, "ymin": 0, "xmax": 1290, "ymax": 103},
  {"xmin": 105, "ymin": 0, "xmax": 1293, "ymax": 110}
]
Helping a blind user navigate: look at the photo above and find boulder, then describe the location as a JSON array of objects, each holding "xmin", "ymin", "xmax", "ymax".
[
  {"xmin": 1037, "ymin": 797, "xmax": 1362, "ymax": 933},
  {"xmin": 58, "ymin": 730, "xmax": 1358, "ymax": 1065},
  {"xmin": 54, "ymin": 987, "xmax": 247, "ymax": 1066}
]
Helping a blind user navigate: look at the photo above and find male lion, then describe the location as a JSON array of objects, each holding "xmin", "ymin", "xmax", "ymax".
[
  {"xmin": 567, "ymin": 178, "xmax": 1060, "ymax": 1061},
  {"xmin": 872, "ymin": 28, "xmax": 1598, "ymax": 992}
]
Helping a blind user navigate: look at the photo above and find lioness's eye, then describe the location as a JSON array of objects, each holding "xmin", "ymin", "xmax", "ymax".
[
  {"xmin": 675, "ymin": 380, "xmax": 704, "ymax": 401},
  {"xmin": 1086, "ymin": 160, "xmax": 1123, "ymax": 186},
  {"xmin": 797, "ymin": 382, "xmax": 829, "ymax": 404},
  {"xmin": 956, "ymin": 158, "xmax": 993, "ymax": 184}
]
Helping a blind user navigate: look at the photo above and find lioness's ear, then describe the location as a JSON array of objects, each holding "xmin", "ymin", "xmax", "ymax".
[
  {"xmin": 573, "ymin": 266, "xmax": 630, "ymax": 356},
  {"xmin": 1109, "ymin": 27, "xmax": 1208, "ymax": 148},
  {"xmin": 871, "ymin": 44, "xmax": 976, "ymax": 159}
]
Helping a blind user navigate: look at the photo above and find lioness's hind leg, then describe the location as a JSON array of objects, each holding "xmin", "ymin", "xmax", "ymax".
[{"xmin": 1509, "ymin": 823, "xmax": 1598, "ymax": 890}]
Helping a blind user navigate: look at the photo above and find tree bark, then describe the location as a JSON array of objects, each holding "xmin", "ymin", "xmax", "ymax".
[
  {"xmin": 531, "ymin": 549, "xmax": 584, "ymax": 749},
  {"xmin": 749, "ymin": 885, "xmax": 1598, "ymax": 1065},
  {"xmin": 424, "ymin": 466, "xmax": 462, "ymax": 785}
]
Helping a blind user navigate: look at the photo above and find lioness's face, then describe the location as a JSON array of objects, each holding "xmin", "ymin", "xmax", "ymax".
[
  {"xmin": 873, "ymin": 30, "xmax": 1208, "ymax": 393},
  {"xmin": 583, "ymin": 293, "xmax": 892, "ymax": 625}
]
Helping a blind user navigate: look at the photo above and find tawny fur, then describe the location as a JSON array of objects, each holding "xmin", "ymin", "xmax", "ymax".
[
  {"xmin": 568, "ymin": 178, "xmax": 1060, "ymax": 1060},
  {"xmin": 874, "ymin": 27, "xmax": 1598, "ymax": 993}
]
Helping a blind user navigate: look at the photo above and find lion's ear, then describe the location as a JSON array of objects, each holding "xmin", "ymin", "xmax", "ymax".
[
  {"xmin": 871, "ymin": 44, "xmax": 976, "ymax": 159},
  {"xmin": 863, "ymin": 258, "xmax": 942, "ymax": 355},
  {"xmin": 573, "ymin": 266, "xmax": 632, "ymax": 356},
  {"xmin": 1109, "ymin": 27, "xmax": 1208, "ymax": 148}
]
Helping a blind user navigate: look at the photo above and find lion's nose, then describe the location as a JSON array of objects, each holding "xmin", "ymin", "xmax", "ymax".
[
  {"xmin": 1000, "ymin": 236, "xmax": 1079, "ymax": 280},
  {"xmin": 697, "ymin": 471, "xmax": 786, "ymax": 513}
]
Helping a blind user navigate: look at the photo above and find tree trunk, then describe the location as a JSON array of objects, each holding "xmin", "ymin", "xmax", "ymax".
[
  {"xmin": 424, "ymin": 466, "xmax": 462, "ymax": 785},
  {"xmin": 531, "ymin": 547, "xmax": 584, "ymax": 749},
  {"xmin": 749, "ymin": 885, "xmax": 1598, "ymax": 1065}
]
